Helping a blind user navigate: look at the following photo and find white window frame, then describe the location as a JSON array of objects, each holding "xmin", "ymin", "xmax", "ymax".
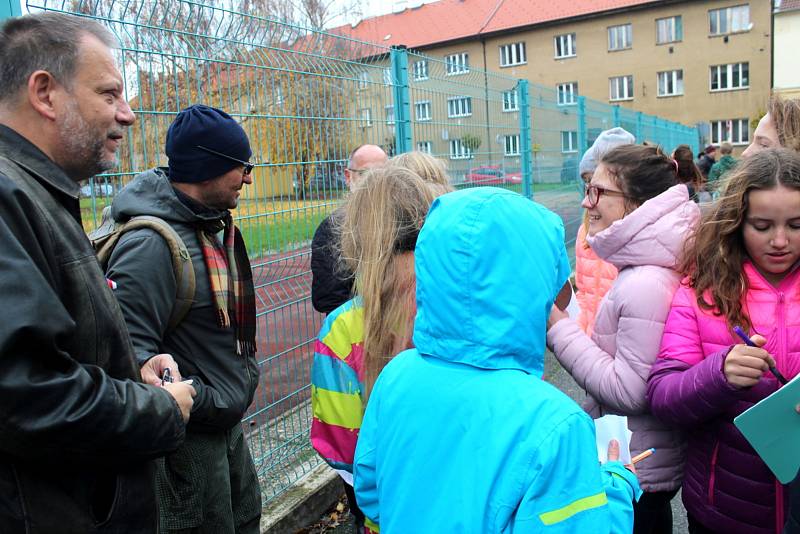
[
  {"xmin": 416, "ymin": 141, "xmax": 432, "ymax": 154},
  {"xmin": 608, "ymin": 24, "xmax": 632, "ymax": 51},
  {"xmin": 710, "ymin": 62, "xmax": 749, "ymax": 91},
  {"xmin": 447, "ymin": 96, "xmax": 472, "ymax": 118},
  {"xmin": 657, "ymin": 70, "xmax": 684, "ymax": 97},
  {"xmin": 710, "ymin": 119, "xmax": 750, "ymax": 145},
  {"xmin": 449, "ymin": 139, "xmax": 473, "ymax": 160},
  {"xmin": 709, "ymin": 4, "xmax": 750, "ymax": 36},
  {"xmin": 360, "ymin": 108, "xmax": 372, "ymax": 128},
  {"xmin": 500, "ymin": 42, "xmax": 527, "ymax": 67},
  {"xmin": 445, "ymin": 52, "xmax": 469, "ymax": 75},
  {"xmin": 557, "ymin": 82, "xmax": 578, "ymax": 106},
  {"xmin": 413, "ymin": 60, "xmax": 428, "ymax": 81},
  {"xmin": 656, "ymin": 15, "xmax": 682, "ymax": 44},
  {"xmin": 609, "ymin": 75, "xmax": 634, "ymax": 101},
  {"xmin": 357, "ymin": 71, "xmax": 369, "ymax": 90},
  {"xmin": 554, "ymin": 33, "xmax": 576, "ymax": 58},
  {"xmin": 504, "ymin": 134, "xmax": 520, "ymax": 156},
  {"xmin": 502, "ymin": 89, "xmax": 518, "ymax": 112},
  {"xmin": 383, "ymin": 68, "xmax": 393, "ymax": 86},
  {"xmin": 415, "ymin": 100, "xmax": 432, "ymax": 122},
  {"xmin": 385, "ymin": 105, "xmax": 395, "ymax": 125},
  {"xmin": 561, "ymin": 131, "xmax": 578, "ymax": 153}
]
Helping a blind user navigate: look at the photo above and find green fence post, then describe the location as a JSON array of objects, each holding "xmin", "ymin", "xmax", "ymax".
[
  {"xmin": 577, "ymin": 95, "xmax": 587, "ymax": 152},
  {"xmin": 390, "ymin": 45, "xmax": 412, "ymax": 155},
  {"xmin": 612, "ymin": 105, "xmax": 620, "ymax": 128},
  {"xmin": 518, "ymin": 79, "xmax": 533, "ymax": 199},
  {"xmin": 1, "ymin": 0, "xmax": 21, "ymax": 20},
  {"xmin": 635, "ymin": 111, "xmax": 643, "ymax": 142}
]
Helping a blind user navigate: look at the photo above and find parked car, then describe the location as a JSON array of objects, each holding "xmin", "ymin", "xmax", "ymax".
[
  {"xmin": 293, "ymin": 169, "xmax": 347, "ymax": 197},
  {"xmin": 79, "ymin": 181, "xmax": 114, "ymax": 198},
  {"xmin": 464, "ymin": 165, "xmax": 522, "ymax": 186}
]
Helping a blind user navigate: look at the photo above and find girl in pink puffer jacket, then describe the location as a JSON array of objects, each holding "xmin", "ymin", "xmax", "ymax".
[
  {"xmin": 648, "ymin": 149, "xmax": 800, "ymax": 534},
  {"xmin": 548, "ymin": 144, "xmax": 700, "ymax": 534}
]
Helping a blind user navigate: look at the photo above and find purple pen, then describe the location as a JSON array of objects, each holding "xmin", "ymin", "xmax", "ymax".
[{"xmin": 733, "ymin": 326, "xmax": 789, "ymax": 385}]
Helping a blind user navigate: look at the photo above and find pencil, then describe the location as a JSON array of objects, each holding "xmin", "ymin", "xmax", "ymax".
[
  {"xmin": 631, "ymin": 448, "xmax": 655, "ymax": 465},
  {"xmin": 732, "ymin": 326, "xmax": 789, "ymax": 386}
]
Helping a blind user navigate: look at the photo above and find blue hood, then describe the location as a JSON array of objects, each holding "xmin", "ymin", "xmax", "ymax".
[{"xmin": 412, "ymin": 187, "xmax": 570, "ymax": 377}]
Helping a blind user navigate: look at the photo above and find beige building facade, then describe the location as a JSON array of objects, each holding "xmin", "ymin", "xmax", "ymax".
[
  {"xmin": 774, "ymin": 1, "xmax": 800, "ymax": 99},
  {"xmin": 409, "ymin": 0, "xmax": 771, "ymax": 154}
]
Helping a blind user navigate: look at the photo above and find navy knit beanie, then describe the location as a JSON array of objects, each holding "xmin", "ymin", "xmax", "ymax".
[{"xmin": 166, "ymin": 104, "xmax": 252, "ymax": 183}]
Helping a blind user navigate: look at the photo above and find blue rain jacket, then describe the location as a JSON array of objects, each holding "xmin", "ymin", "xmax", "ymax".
[{"xmin": 354, "ymin": 187, "xmax": 640, "ymax": 532}]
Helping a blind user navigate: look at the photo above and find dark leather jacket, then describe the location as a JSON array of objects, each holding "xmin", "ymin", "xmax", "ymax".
[{"xmin": 0, "ymin": 125, "xmax": 185, "ymax": 533}]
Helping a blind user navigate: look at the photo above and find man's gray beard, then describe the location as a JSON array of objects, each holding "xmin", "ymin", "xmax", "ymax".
[{"xmin": 57, "ymin": 100, "xmax": 117, "ymax": 181}]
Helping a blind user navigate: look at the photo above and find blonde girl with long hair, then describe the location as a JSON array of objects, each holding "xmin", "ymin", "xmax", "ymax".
[{"xmin": 309, "ymin": 153, "xmax": 450, "ymax": 533}]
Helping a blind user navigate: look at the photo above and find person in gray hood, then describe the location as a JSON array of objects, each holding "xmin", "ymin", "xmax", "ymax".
[{"xmin": 105, "ymin": 104, "xmax": 262, "ymax": 533}]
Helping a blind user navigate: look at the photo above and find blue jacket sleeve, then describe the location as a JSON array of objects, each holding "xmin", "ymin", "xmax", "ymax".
[
  {"xmin": 601, "ymin": 462, "xmax": 642, "ymax": 534},
  {"xmin": 353, "ymin": 385, "xmax": 380, "ymax": 526},
  {"xmin": 511, "ymin": 412, "xmax": 639, "ymax": 532}
]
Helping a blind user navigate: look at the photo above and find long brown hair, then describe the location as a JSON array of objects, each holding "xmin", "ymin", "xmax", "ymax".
[
  {"xmin": 680, "ymin": 148, "xmax": 800, "ymax": 331},
  {"xmin": 672, "ymin": 144, "xmax": 703, "ymax": 191},
  {"xmin": 601, "ymin": 144, "xmax": 678, "ymax": 213},
  {"xmin": 768, "ymin": 95, "xmax": 800, "ymax": 152},
  {"xmin": 338, "ymin": 166, "xmax": 445, "ymax": 399}
]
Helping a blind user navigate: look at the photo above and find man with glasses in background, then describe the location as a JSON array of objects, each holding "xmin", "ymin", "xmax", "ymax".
[
  {"xmin": 104, "ymin": 104, "xmax": 262, "ymax": 533},
  {"xmin": 311, "ymin": 144, "xmax": 388, "ymax": 314}
]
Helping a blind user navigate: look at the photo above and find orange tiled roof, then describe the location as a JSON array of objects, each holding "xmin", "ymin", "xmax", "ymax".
[
  {"xmin": 776, "ymin": 0, "xmax": 800, "ymax": 12},
  {"xmin": 329, "ymin": 0, "xmax": 660, "ymax": 49}
]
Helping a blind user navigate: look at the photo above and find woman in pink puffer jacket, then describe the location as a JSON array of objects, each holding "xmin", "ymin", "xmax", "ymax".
[
  {"xmin": 648, "ymin": 149, "xmax": 800, "ymax": 534},
  {"xmin": 548, "ymin": 144, "xmax": 700, "ymax": 534}
]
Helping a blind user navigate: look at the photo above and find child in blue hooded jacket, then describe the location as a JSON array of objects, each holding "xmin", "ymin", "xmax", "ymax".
[{"xmin": 353, "ymin": 187, "xmax": 641, "ymax": 532}]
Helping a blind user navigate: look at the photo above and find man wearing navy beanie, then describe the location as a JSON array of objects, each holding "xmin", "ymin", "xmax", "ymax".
[{"xmin": 104, "ymin": 104, "xmax": 262, "ymax": 533}]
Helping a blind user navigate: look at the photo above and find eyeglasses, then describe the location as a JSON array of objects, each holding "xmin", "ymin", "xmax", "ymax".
[
  {"xmin": 584, "ymin": 184, "xmax": 631, "ymax": 209},
  {"xmin": 196, "ymin": 145, "xmax": 254, "ymax": 176}
]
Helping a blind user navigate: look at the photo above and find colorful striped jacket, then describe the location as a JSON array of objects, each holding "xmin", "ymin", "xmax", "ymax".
[{"xmin": 310, "ymin": 299, "xmax": 379, "ymax": 533}]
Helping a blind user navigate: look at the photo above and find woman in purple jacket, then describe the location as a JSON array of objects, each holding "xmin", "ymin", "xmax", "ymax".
[
  {"xmin": 648, "ymin": 149, "xmax": 800, "ymax": 534},
  {"xmin": 547, "ymin": 144, "xmax": 700, "ymax": 534}
]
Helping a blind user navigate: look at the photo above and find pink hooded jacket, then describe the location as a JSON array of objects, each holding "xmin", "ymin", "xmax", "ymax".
[
  {"xmin": 648, "ymin": 262, "xmax": 800, "ymax": 533},
  {"xmin": 575, "ymin": 223, "xmax": 618, "ymax": 336},
  {"xmin": 547, "ymin": 184, "xmax": 700, "ymax": 493}
]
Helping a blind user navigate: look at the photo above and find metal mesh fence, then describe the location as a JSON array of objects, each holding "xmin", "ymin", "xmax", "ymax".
[{"xmin": 20, "ymin": 0, "xmax": 697, "ymax": 506}]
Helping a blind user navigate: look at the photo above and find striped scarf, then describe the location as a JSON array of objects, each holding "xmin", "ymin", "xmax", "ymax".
[{"xmin": 197, "ymin": 213, "xmax": 256, "ymax": 357}]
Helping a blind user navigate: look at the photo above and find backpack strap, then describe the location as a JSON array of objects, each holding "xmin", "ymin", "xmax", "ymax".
[{"xmin": 96, "ymin": 213, "xmax": 196, "ymax": 332}]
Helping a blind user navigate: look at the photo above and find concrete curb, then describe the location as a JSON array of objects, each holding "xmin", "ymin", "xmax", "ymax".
[{"xmin": 261, "ymin": 462, "xmax": 344, "ymax": 533}]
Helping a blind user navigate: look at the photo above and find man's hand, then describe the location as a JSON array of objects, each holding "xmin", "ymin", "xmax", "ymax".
[
  {"xmin": 163, "ymin": 381, "xmax": 196, "ymax": 422},
  {"xmin": 607, "ymin": 439, "xmax": 636, "ymax": 475},
  {"xmin": 724, "ymin": 334, "xmax": 775, "ymax": 388},
  {"xmin": 141, "ymin": 354, "xmax": 183, "ymax": 386}
]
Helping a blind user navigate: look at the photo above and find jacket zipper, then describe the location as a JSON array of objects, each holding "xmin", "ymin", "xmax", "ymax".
[{"xmin": 708, "ymin": 440, "xmax": 720, "ymax": 506}]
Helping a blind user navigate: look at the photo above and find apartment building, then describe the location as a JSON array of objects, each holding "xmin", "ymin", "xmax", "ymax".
[
  {"xmin": 774, "ymin": 0, "xmax": 800, "ymax": 99},
  {"xmin": 335, "ymin": 0, "xmax": 772, "ymax": 155}
]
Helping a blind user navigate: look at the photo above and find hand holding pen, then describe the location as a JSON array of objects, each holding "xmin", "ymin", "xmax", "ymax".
[{"xmin": 725, "ymin": 326, "xmax": 788, "ymax": 388}]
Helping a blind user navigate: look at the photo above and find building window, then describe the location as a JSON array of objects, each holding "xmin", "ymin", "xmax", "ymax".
[
  {"xmin": 385, "ymin": 105, "xmax": 395, "ymax": 125},
  {"xmin": 416, "ymin": 141, "xmax": 432, "ymax": 154},
  {"xmin": 709, "ymin": 5, "xmax": 750, "ymax": 36},
  {"xmin": 360, "ymin": 108, "xmax": 372, "ymax": 127},
  {"xmin": 710, "ymin": 62, "xmax": 749, "ymax": 91},
  {"xmin": 447, "ymin": 96, "xmax": 472, "ymax": 118},
  {"xmin": 415, "ymin": 100, "xmax": 431, "ymax": 121},
  {"xmin": 656, "ymin": 16, "xmax": 682, "ymax": 44},
  {"xmin": 554, "ymin": 33, "xmax": 576, "ymax": 58},
  {"xmin": 609, "ymin": 75, "xmax": 634, "ymax": 101},
  {"xmin": 500, "ymin": 42, "xmax": 527, "ymax": 67},
  {"xmin": 357, "ymin": 71, "xmax": 369, "ymax": 90},
  {"xmin": 445, "ymin": 53, "xmax": 469, "ymax": 75},
  {"xmin": 413, "ymin": 60, "xmax": 428, "ymax": 81},
  {"xmin": 383, "ymin": 68, "xmax": 393, "ymax": 85},
  {"xmin": 557, "ymin": 82, "xmax": 578, "ymax": 105},
  {"xmin": 710, "ymin": 118, "xmax": 750, "ymax": 145},
  {"xmin": 608, "ymin": 24, "xmax": 632, "ymax": 51},
  {"xmin": 502, "ymin": 89, "xmax": 518, "ymax": 112},
  {"xmin": 657, "ymin": 70, "xmax": 684, "ymax": 97},
  {"xmin": 561, "ymin": 131, "xmax": 578, "ymax": 153},
  {"xmin": 449, "ymin": 139, "xmax": 473, "ymax": 160},
  {"xmin": 504, "ymin": 134, "xmax": 520, "ymax": 156}
]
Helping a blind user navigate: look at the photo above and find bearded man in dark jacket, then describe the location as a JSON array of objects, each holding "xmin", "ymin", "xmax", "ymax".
[
  {"xmin": 105, "ymin": 104, "xmax": 262, "ymax": 533},
  {"xmin": 0, "ymin": 12, "xmax": 195, "ymax": 533}
]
